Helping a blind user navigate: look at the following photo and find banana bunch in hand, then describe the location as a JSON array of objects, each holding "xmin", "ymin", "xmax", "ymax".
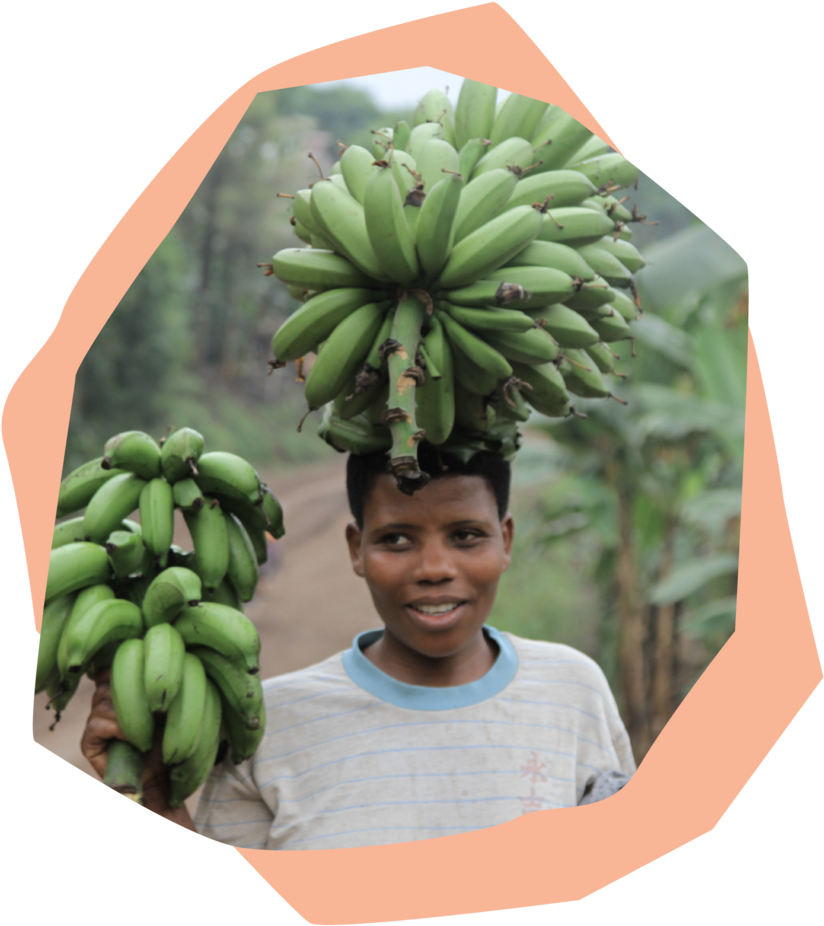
[
  {"xmin": 268, "ymin": 79, "xmax": 652, "ymax": 493},
  {"xmin": 39, "ymin": 426, "xmax": 284, "ymax": 806}
]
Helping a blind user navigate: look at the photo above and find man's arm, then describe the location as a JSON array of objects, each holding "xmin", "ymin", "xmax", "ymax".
[{"xmin": 81, "ymin": 668, "xmax": 197, "ymax": 832}]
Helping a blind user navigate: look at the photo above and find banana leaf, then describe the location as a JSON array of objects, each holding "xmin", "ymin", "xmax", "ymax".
[
  {"xmin": 648, "ymin": 553, "xmax": 739, "ymax": 605},
  {"xmin": 680, "ymin": 595, "xmax": 737, "ymax": 636}
]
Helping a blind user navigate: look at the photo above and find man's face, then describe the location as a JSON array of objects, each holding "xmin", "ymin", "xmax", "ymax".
[{"xmin": 345, "ymin": 473, "xmax": 514, "ymax": 661}]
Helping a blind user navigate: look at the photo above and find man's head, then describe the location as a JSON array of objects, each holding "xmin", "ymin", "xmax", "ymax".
[
  {"xmin": 346, "ymin": 444, "xmax": 512, "ymax": 530},
  {"xmin": 344, "ymin": 446, "xmax": 514, "ymax": 667}
]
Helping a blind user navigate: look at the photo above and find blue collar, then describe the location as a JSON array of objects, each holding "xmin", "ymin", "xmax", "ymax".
[{"xmin": 341, "ymin": 625, "xmax": 519, "ymax": 711}]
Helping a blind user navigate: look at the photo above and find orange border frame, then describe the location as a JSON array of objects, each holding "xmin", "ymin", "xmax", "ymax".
[{"xmin": 7, "ymin": 5, "xmax": 820, "ymax": 923}]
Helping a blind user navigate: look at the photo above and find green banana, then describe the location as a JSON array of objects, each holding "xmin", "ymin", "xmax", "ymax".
[
  {"xmin": 454, "ymin": 383, "xmax": 496, "ymax": 433},
  {"xmin": 454, "ymin": 79, "xmax": 497, "ymax": 149},
  {"xmin": 503, "ymin": 170, "xmax": 597, "ymax": 211},
  {"xmin": 457, "ymin": 138, "xmax": 490, "ymax": 179},
  {"xmin": 415, "ymin": 315, "xmax": 454, "ymax": 446},
  {"xmin": 111, "ymin": 638, "xmax": 155, "ymax": 752},
  {"xmin": 56, "ymin": 457, "xmax": 126, "ymax": 518},
  {"xmin": 489, "ymin": 93, "xmax": 548, "ymax": 148},
  {"xmin": 453, "ymin": 168, "xmax": 519, "ymax": 243},
  {"xmin": 105, "ymin": 530, "xmax": 146, "ymax": 580},
  {"xmin": 450, "ymin": 340, "xmax": 500, "ymax": 397},
  {"xmin": 594, "ymin": 236, "xmax": 647, "ymax": 273},
  {"xmin": 562, "ymin": 275, "xmax": 616, "ymax": 311},
  {"xmin": 492, "ymin": 380, "xmax": 531, "ymax": 423},
  {"xmin": 271, "ymin": 248, "xmax": 379, "ymax": 290},
  {"xmin": 470, "ymin": 136, "xmax": 535, "ymax": 179},
  {"xmin": 82, "ymin": 473, "xmax": 147, "ymax": 545},
  {"xmin": 59, "ymin": 598, "xmax": 144, "ymax": 676},
  {"xmin": 388, "ymin": 149, "xmax": 418, "ymax": 194},
  {"xmin": 182, "ymin": 501, "xmax": 229, "ymax": 593},
  {"xmin": 272, "ymin": 288, "xmax": 383, "ymax": 363},
  {"xmin": 103, "ymin": 739, "xmax": 144, "ymax": 802},
  {"xmin": 569, "ymin": 135, "xmax": 612, "ymax": 164},
  {"xmin": 121, "ymin": 519, "xmax": 142, "ymax": 535},
  {"xmin": 504, "ymin": 240, "xmax": 595, "ymax": 282},
  {"xmin": 142, "ymin": 560, "xmax": 203, "ymax": 629},
  {"xmin": 56, "ymin": 584, "xmax": 116, "ymax": 679},
  {"xmin": 138, "ymin": 478, "xmax": 174, "ymax": 560},
  {"xmin": 339, "ymin": 144, "xmax": 379, "ymax": 204},
  {"xmin": 436, "ymin": 204, "xmax": 544, "ymax": 289},
  {"xmin": 193, "ymin": 452, "xmax": 263, "ymax": 507},
  {"xmin": 438, "ymin": 311, "xmax": 513, "ymax": 381},
  {"xmin": 441, "ymin": 301, "xmax": 536, "ymax": 334},
  {"xmin": 52, "ymin": 517, "xmax": 87, "ymax": 549},
  {"xmin": 415, "ymin": 172, "xmax": 465, "ymax": 282},
  {"xmin": 293, "ymin": 189, "xmax": 324, "ymax": 237},
  {"xmin": 213, "ymin": 495, "xmax": 269, "ymax": 563},
  {"xmin": 531, "ymin": 111, "xmax": 593, "ymax": 173},
  {"xmin": 260, "ymin": 490, "xmax": 284, "ymax": 541},
  {"xmin": 608, "ymin": 287, "xmax": 639, "ymax": 322},
  {"xmin": 224, "ymin": 512, "xmax": 259, "ymax": 602},
  {"xmin": 167, "ymin": 678, "xmax": 222, "ymax": 807},
  {"xmin": 363, "ymin": 164, "xmax": 420, "ymax": 284},
  {"xmin": 575, "ymin": 243, "xmax": 634, "ymax": 288},
  {"xmin": 143, "ymin": 621, "xmax": 186, "ymax": 713},
  {"xmin": 102, "ymin": 431, "xmax": 161, "ymax": 480},
  {"xmin": 303, "ymin": 301, "xmax": 386, "ymax": 411},
  {"xmin": 510, "ymin": 360, "xmax": 570, "ymax": 406},
  {"xmin": 317, "ymin": 408, "xmax": 392, "ymax": 455},
  {"xmin": 407, "ymin": 122, "xmax": 446, "ymax": 160},
  {"xmin": 392, "ymin": 120, "xmax": 411, "ymax": 152},
  {"xmin": 537, "ymin": 206, "xmax": 616, "ymax": 247},
  {"xmin": 292, "ymin": 217, "xmax": 312, "ymax": 245},
  {"xmin": 529, "ymin": 104, "xmax": 563, "ymax": 144},
  {"xmin": 528, "ymin": 303, "xmax": 600, "ymax": 348},
  {"xmin": 590, "ymin": 310, "xmax": 633, "ymax": 343},
  {"xmin": 333, "ymin": 307, "xmax": 395, "ymax": 420},
  {"xmin": 162, "ymin": 652, "xmax": 208, "ymax": 766},
  {"xmin": 481, "ymin": 326, "xmax": 560, "ymax": 365},
  {"xmin": 174, "ymin": 602, "xmax": 261, "ymax": 674},
  {"xmin": 371, "ymin": 126, "xmax": 393, "ymax": 159},
  {"xmin": 416, "ymin": 137, "xmax": 460, "ymax": 193},
  {"xmin": 582, "ymin": 194, "xmax": 633, "ymax": 223},
  {"xmin": 413, "ymin": 88, "xmax": 453, "ymax": 130},
  {"xmin": 36, "ymin": 593, "xmax": 77, "ymax": 693},
  {"xmin": 46, "ymin": 542, "xmax": 111, "ymax": 602},
  {"xmin": 527, "ymin": 391, "xmax": 573, "ymax": 418},
  {"xmin": 45, "ymin": 669, "xmax": 83, "ymax": 719},
  {"xmin": 221, "ymin": 701, "xmax": 266, "ymax": 765},
  {"xmin": 586, "ymin": 340, "xmax": 623, "ymax": 375},
  {"xmin": 309, "ymin": 180, "xmax": 393, "ymax": 282},
  {"xmin": 159, "ymin": 427, "xmax": 204, "ymax": 482},
  {"xmin": 559, "ymin": 349, "xmax": 610, "ymax": 397},
  {"xmin": 572, "ymin": 153, "xmax": 639, "ymax": 189},
  {"xmin": 450, "ymin": 265, "xmax": 577, "ymax": 309},
  {"xmin": 191, "ymin": 646, "xmax": 264, "ymax": 731},
  {"xmin": 172, "ymin": 477, "xmax": 205, "ymax": 512},
  {"xmin": 212, "ymin": 577, "xmax": 245, "ymax": 613}
]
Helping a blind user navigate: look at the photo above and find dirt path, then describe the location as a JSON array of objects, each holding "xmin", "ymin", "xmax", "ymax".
[{"xmin": 32, "ymin": 455, "xmax": 377, "ymax": 815}]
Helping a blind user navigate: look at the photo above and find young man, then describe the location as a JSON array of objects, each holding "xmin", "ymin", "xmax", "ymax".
[{"xmin": 82, "ymin": 445, "xmax": 635, "ymax": 848}]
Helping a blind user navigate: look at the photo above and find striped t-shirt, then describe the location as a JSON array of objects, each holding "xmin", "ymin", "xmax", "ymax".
[{"xmin": 194, "ymin": 626, "xmax": 635, "ymax": 850}]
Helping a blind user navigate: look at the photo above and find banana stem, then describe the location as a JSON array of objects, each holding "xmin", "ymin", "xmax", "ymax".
[
  {"xmin": 103, "ymin": 739, "xmax": 145, "ymax": 804},
  {"xmin": 383, "ymin": 294, "xmax": 430, "ymax": 496}
]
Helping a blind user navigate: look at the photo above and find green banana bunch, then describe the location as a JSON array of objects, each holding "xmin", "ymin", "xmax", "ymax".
[
  {"xmin": 266, "ymin": 77, "xmax": 652, "ymax": 485},
  {"xmin": 43, "ymin": 427, "xmax": 276, "ymax": 804}
]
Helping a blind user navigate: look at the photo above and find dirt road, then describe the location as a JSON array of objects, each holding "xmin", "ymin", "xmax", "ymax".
[{"xmin": 32, "ymin": 455, "xmax": 378, "ymax": 816}]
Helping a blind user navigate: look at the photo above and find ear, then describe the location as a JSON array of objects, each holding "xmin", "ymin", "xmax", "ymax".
[
  {"xmin": 500, "ymin": 513, "xmax": 514, "ymax": 571},
  {"xmin": 345, "ymin": 521, "xmax": 365, "ymax": 578}
]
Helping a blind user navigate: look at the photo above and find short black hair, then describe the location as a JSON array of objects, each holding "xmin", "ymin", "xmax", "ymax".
[{"xmin": 346, "ymin": 444, "xmax": 511, "ymax": 529}]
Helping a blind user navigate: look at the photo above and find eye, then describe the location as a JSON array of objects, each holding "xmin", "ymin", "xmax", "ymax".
[
  {"xmin": 380, "ymin": 532, "xmax": 413, "ymax": 547},
  {"xmin": 453, "ymin": 529, "xmax": 485, "ymax": 544}
]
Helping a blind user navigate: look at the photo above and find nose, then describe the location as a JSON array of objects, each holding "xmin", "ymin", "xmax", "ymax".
[{"xmin": 413, "ymin": 538, "xmax": 458, "ymax": 586}]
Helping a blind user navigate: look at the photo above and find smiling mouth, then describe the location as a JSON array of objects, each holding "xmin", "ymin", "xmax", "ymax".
[{"xmin": 407, "ymin": 601, "xmax": 466, "ymax": 617}]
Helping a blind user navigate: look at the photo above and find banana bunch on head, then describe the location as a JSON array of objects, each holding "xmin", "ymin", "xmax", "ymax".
[
  {"xmin": 39, "ymin": 427, "xmax": 285, "ymax": 806},
  {"xmin": 268, "ymin": 79, "xmax": 652, "ymax": 495}
]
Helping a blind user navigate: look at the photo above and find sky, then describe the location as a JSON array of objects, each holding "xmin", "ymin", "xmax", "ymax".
[{"xmin": 308, "ymin": 67, "xmax": 512, "ymax": 111}]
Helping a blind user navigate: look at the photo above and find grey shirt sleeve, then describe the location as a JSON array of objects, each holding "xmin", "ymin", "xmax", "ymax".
[{"xmin": 577, "ymin": 769, "xmax": 632, "ymax": 806}]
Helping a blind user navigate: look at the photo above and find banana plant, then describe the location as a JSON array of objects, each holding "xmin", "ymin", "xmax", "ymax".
[{"xmin": 518, "ymin": 220, "xmax": 748, "ymax": 761}]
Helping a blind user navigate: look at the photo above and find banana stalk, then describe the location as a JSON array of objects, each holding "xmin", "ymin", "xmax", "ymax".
[{"xmin": 384, "ymin": 293, "xmax": 430, "ymax": 495}]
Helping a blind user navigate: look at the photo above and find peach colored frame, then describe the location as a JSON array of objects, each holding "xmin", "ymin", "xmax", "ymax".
[{"xmin": 7, "ymin": 4, "xmax": 819, "ymax": 923}]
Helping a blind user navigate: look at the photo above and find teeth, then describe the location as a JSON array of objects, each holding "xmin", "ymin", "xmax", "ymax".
[{"xmin": 413, "ymin": 603, "xmax": 458, "ymax": 615}]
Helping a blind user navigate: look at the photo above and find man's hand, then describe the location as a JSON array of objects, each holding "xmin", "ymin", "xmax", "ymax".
[{"xmin": 81, "ymin": 667, "xmax": 197, "ymax": 831}]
